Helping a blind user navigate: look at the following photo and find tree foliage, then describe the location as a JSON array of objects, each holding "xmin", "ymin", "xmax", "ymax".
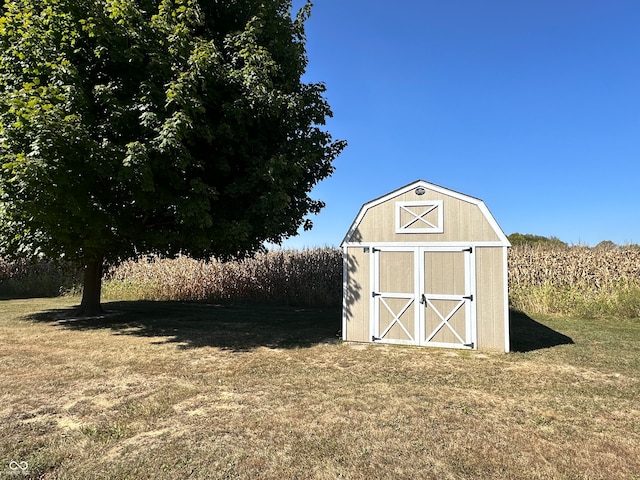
[
  {"xmin": 0, "ymin": 0, "xmax": 345, "ymax": 311},
  {"xmin": 507, "ymin": 233, "xmax": 568, "ymax": 249},
  {"xmin": 594, "ymin": 240, "xmax": 619, "ymax": 250}
]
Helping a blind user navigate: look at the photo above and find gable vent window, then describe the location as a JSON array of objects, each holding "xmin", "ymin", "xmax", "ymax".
[{"xmin": 395, "ymin": 200, "xmax": 443, "ymax": 234}]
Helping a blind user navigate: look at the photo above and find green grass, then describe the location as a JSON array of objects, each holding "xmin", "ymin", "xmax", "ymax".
[
  {"xmin": 1, "ymin": 297, "xmax": 639, "ymax": 479},
  {"xmin": 509, "ymin": 283, "xmax": 640, "ymax": 319}
]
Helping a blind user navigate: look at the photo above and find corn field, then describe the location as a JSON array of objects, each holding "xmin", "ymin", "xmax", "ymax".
[
  {"xmin": 507, "ymin": 245, "xmax": 640, "ymax": 317},
  {"xmin": 509, "ymin": 245, "xmax": 640, "ymax": 289},
  {"xmin": 0, "ymin": 256, "xmax": 81, "ymax": 298},
  {"xmin": 2, "ymin": 245, "xmax": 640, "ymax": 317},
  {"xmin": 103, "ymin": 248, "xmax": 343, "ymax": 307}
]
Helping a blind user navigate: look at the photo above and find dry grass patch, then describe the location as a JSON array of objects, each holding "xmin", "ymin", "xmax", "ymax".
[{"xmin": 1, "ymin": 297, "xmax": 639, "ymax": 479}]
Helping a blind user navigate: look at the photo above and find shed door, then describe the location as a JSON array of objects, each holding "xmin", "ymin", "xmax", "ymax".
[
  {"xmin": 420, "ymin": 248, "xmax": 476, "ymax": 349},
  {"xmin": 371, "ymin": 248, "xmax": 418, "ymax": 345}
]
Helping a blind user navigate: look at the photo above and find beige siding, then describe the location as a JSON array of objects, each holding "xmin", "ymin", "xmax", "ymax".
[
  {"xmin": 423, "ymin": 250, "xmax": 465, "ymax": 295},
  {"xmin": 344, "ymin": 247, "xmax": 370, "ymax": 342},
  {"xmin": 352, "ymin": 189, "xmax": 500, "ymax": 244},
  {"xmin": 475, "ymin": 247, "xmax": 507, "ymax": 350},
  {"xmin": 379, "ymin": 250, "xmax": 414, "ymax": 293}
]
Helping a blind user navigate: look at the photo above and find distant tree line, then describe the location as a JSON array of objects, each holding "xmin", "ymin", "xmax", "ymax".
[
  {"xmin": 507, "ymin": 233, "xmax": 634, "ymax": 249},
  {"xmin": 507, "ymin": 233, "xmax": 569, "ymax": 248}
]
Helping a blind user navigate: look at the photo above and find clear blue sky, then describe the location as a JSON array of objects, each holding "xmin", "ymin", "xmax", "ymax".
[{"xmin": 280, "ymin": 0, "xmax": 640, "ymax": 248}]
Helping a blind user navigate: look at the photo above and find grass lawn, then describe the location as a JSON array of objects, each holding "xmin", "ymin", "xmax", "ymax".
[{"xmin": 1, "ymin": 297, "xmax": 639, "ymax": 479}]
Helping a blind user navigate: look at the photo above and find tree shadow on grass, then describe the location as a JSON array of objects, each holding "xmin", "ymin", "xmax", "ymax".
[
  {"xmin": 509, "ymin": 309, "xmax": 574, "ymax": 352},
  {"xmin": 24, "ymin": 301, "xmax": 342, "ymax": 351}
]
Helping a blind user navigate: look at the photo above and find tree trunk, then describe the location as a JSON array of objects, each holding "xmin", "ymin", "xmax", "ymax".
[{"xmin": 80, "ymin": 256, "xmax": 104, "ymax": 316}]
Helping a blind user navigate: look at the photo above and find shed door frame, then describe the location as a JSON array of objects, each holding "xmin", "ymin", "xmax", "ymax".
[
  {"xmin": 370, "ymin": 246, "xmax": 419, "ymax": 346},
  {"xmin": 419, "ymin": 247, "xmax": 477, "ymax": 349},
  {"xmin": 370, "ymin": 246, "xmax": 476, "ymax": 349}
]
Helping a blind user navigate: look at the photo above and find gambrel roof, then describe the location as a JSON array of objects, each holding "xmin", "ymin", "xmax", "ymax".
[{"xmin": 342, "ymin": 180, "xmax": 511, "ymax": 247}]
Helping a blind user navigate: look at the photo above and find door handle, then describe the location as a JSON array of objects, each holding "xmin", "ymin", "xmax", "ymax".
[{"xmin": 419, "ymin": 294, "xmax": 427, "ymax": 305}]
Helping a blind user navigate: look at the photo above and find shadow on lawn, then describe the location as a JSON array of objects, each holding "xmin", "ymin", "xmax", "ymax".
[
  {"xmin": 509, "ymin": 309, "xmax": 574, "ymax": 352},
  {"xmin": 24, "ymin": 303, "xmax": 572, "ymax": 353},
  {"xmin": 25, "ymin": 301, "xmax": 342, "ymax": 351}
]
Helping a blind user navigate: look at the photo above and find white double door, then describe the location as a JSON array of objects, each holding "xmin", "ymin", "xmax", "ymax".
[{"xmin": 371, "ymin": 246, "xmax": 476, "ymax": 349}]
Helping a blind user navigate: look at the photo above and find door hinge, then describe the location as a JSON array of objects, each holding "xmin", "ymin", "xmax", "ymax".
[
  {"xmin": 464, "ymin": 247, "xmax": 473, "ymax": 253},
  {"xmin": 372, "ymin": 292, "xmax": 381, "ymax": 297},
  {"xmin": 463, "ymin": 295, "xmax": 473, "ymax": 301},
  {"xmin": 372, "ymin": 335, "xmax": 381, "ymax": 341},
  {"xmin": 464, "ymin": 342, "xmax": 475, "ymax": 348}
]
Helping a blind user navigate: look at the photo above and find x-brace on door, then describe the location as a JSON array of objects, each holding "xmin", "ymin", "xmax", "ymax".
[
  {"xmin": 419, "ymin": 247, "xmax": 476, "ymax": 349},
  {"xmin": 370, "ymin": 247, "xmax": 418, "ymax": 345},
  {"xmin": 370, "ymin": 246, "xmax": 476, "ymax": 349}
]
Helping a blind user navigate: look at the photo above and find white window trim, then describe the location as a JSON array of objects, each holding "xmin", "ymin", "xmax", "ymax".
[{"xmin": 395, "ymin": 200, "xmax": 444, "ymax": 234}]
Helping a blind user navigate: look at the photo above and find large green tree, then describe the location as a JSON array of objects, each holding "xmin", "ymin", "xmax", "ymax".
[{"xmin": 0, "ymin": 0, "xmax": 345, "ymax": 313}]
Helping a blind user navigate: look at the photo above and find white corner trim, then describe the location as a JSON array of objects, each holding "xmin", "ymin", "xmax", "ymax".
[
  {"xmin": 341, "ymin": 246, "xmax": 348, "ymax": 341},
  {"xmin": 503, "ymin": 247, "xmax": 510, "ymax": 352}
]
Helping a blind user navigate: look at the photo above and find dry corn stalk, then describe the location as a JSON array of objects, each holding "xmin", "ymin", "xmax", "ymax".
[
  {"xmin": 4, "ymin": 244, "xmax": 639, "ymax": 314},
  {"xmin": 508, "ymin": 245, "xmax": 640, "ymax": 294},
  {"xmin": 105, "ymin": 248, "xmax": 343, "ymax": 306}
]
